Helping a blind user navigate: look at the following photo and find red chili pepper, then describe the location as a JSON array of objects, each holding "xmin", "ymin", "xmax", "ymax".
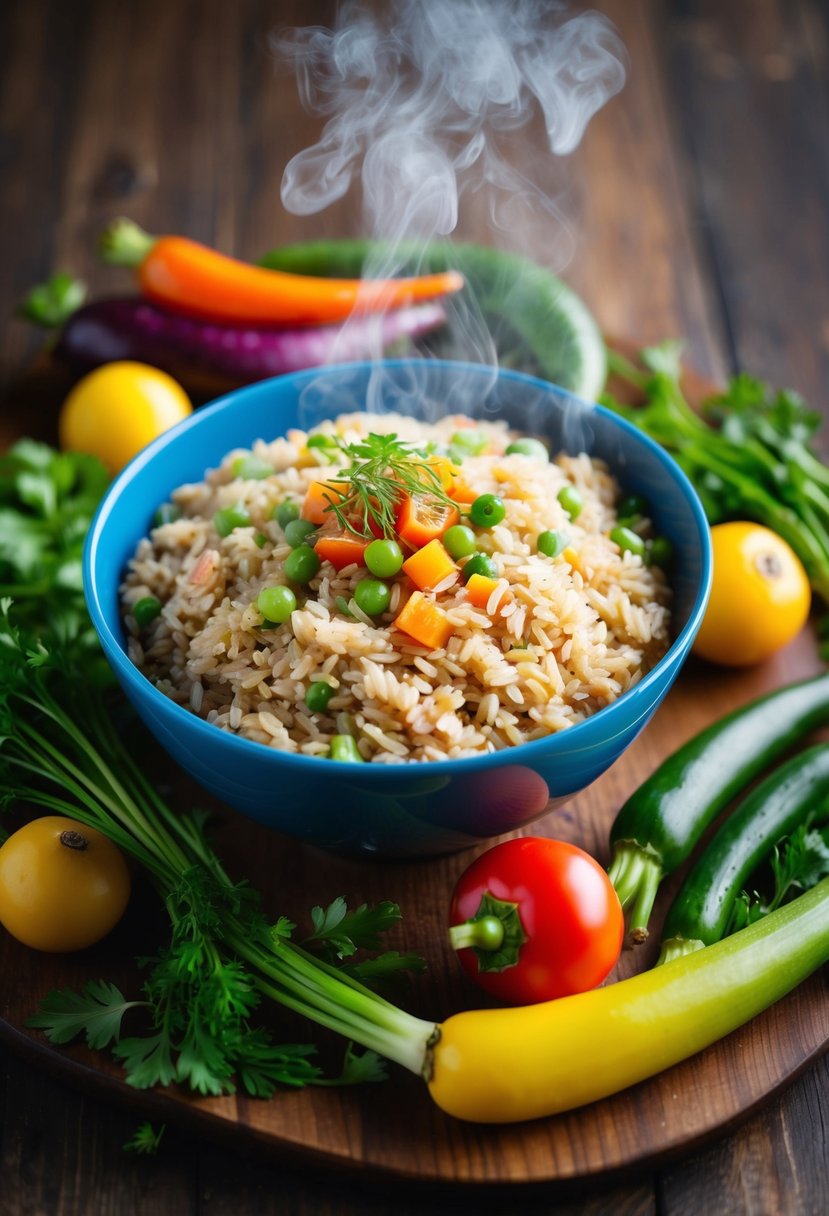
[
  {"xmin": 449, "ymin": 836, "xmax": 624, "ymax": 1005},
  {"xmin": 100, "ymin": 219, "xmax": 464, "ymax": 327}
]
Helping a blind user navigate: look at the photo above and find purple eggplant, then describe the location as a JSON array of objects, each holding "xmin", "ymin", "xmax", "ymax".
[{"xmin": 23, "ymin": 276, "xmax": 448, "ymax": 397}]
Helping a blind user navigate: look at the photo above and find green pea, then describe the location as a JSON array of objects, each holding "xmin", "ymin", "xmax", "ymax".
[
  {"xmin": 232, "ymin": 453, "xmax": 273, "ymax": 480},
  {"xmin": 284, "ymin": 544, "xmax": 320, "ymax": 584},
  {"xmin": 214, "ymin": 503, "xmax": 251, "ymax": 537},
  {"xmin": 133, "ymin": 596, "xmax": 162, "ymax": 627},
  {"xmin": 537, "ymin": 530, "xmax": 568, "ymax": 558},
  {"xmin": 154, "ymin": 502, "xmax": 181, "ymax": 526},
  {"xmin": 274, "ymin": 499, "xmax": 300, "ymax": 528},
  {"xmin": 364, "ymin": 538, "xmax": 404, "ymax": 578},
  {"xmin": 505, "ymin": 437, "xmax": 549, "ymax": 461},
  {"xmin": 354, "ymin": 577, "xmax": 391, "ymax": 617},
  {"xmin": 305, "ymin": 681, "xmax": 334, "ymax": 713},
  {"xmin": 448, "ymin": 430, "xmax": 489, "ymax": 458},
  {"xmin": 647, "ymin": 536, "xmax": 674, "ymax": 567},
  {"xmin": 557, "ymin": 485, "xmax": 583, "ymax": 520},
  {"xmin": 617, "ymin": 493, "xmax": 649, "ymax": 523},
  {"xmin": 469, "ymin": 494, "xmax": 506, "ymax": 528},
  {"xmin": 329, "ymin": 734, "xmax": 364, "ymax": 762},
  {"xmin": 610, "ymin": 525, "xmax": 646, "ymax": 558},
  {"xmin": 442, "ymin": 524, "xmax": 477, "ymax": 559},
  {"xmin": 254, "ymin": 532, "xmax": 268, "ymax": 549},
  {"xmin": 462, "ymin": 552, "xmax": 498, "ymax": 582},
  {"xmin": 284, "ymin": 518, "xmax": 317, "ymax": 548},
  {"xmin": 257, "ymin": 584, "xmax": 297, "ymax": 624}
]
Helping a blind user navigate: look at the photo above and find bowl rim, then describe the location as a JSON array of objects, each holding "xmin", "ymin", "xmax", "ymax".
[{"xmin": 84, "ymin": 357, "xmax": 713, "ymax": 773}]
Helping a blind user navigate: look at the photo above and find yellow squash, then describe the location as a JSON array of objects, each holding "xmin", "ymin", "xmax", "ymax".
[{"xmin": 425, "ymin": 877, "xmax": 829, "ymax": 1122}]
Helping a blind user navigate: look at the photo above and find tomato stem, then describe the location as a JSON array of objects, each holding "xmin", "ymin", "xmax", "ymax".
[{"xmin": 449, "ymin": 915, "xmax": 505, "ymax": 953}]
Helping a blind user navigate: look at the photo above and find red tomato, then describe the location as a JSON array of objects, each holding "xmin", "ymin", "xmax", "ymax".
[{"xmin": 448, "ymin": 836, "xmax": 624, "ymax": 1004}]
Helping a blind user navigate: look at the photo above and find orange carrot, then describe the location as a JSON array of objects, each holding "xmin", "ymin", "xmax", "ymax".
[
  {"xmin": 101, "ymin": 219, "xmax": 465, "ymax": 326},
  {"xmin": 314, "ymin": 534, "xmax": 369, "ymax": 571},
  {"xmin": 393, "ymin": 591, "xmax": 453, "ymax": 650},
  {"xmin": 465, "ymin": 573, "xmax": 511, "ymax": 611},
  {"xmin": 402, "ymin": 539, "xmax": 457, "ymax": 591},
  {"xmin": 448, "ymin": 477, "xmax": 479, "ymax": 505},
  {"xmin": 301, "ymin": 480, "xmax": 350, "ymax": 525}
]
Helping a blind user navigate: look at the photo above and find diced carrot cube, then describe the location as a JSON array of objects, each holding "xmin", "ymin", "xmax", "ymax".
[
  {"xmin": 301, "ymin": 480, "xmax": 350, "ymax": 524},
  {"xmin": 465, "ymin": 573, "xmax": 511, "ymax": 611},
  {"xmin": 402, "ymin": 538, "xmax": 458, "ymax": 591},
  {"xmin": 448, "ymin": 477, "xmax": 479, "ymax": 505},
  {"xmin": 393, "ymin": 591, "xmax": 453, "ymax": 650}
]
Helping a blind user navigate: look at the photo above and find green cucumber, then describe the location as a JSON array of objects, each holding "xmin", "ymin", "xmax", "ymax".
[
  {"xmin": 259, "ymin": 239, "xmax": 607, "ymax": 402},
  {"xmin": 656, "ymin": 743, "xmax": 829, "ymax": 964},
  {"xmin": 608, "ymin": 670, "xmax": 829, "ymax": 941}
]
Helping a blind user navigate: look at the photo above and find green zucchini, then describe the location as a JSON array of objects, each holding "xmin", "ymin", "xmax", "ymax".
[
  {"xmin": 259, "ymin": 238, "xmax": 608, "ymax": 401},
  {"xmin": 656, "ymin": 743, "xmax": 829, "ymax": 964},
  {"xmin": 608, "ymin": 670, "xmax": 829, "ymax": 941}
]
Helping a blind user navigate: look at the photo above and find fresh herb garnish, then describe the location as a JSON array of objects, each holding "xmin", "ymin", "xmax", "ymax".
[
  {"xmin": 727, "ymin": 823, "xmax": 829, "ymax": 933},
  {"xmin": 602, "ymin": 342, "xmax": 829, "ymax": 602},
  {"xmin": 123, "ymin": 1120, "xmax": 166, "ymax": 1156},
  {"xmin": 0, "ymin": 443, "xmax": 434, "ymax": 1095},
  {"xmin": 325, "ymin": 432, "xmax": 455, "ymax": 539}
]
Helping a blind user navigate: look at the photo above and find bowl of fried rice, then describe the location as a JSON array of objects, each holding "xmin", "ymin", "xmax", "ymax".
[{"xmin": 84, "ymin": 359, "xmax": 712, "ymax": 856}]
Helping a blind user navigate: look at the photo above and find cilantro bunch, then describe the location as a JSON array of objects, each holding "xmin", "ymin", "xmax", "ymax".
[
  {"xmin": 602, "ymin": 342, "xmax": 829, "ymax": 603},
  {"xmin": 0, "ymin": 441, "xmax": 432, "ymax": 1096}
]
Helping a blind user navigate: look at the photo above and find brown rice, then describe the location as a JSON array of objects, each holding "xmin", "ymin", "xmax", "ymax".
[{"xmin": 121, "ymin": 412, "xmax": 671, "ymax": 763}]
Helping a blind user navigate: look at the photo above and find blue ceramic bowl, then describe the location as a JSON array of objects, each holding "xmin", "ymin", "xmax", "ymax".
[{"xmin": 84, "ymin": 359, "xmax": 712, "ymax": 857}]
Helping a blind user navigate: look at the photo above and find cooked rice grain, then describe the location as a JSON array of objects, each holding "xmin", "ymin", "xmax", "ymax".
[{"xmin": 121, "ymin": 411, "xmax": 671, "ymax": 763}]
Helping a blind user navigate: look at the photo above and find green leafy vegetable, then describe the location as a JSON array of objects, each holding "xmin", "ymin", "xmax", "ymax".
[
  {"xmin": 0, "ymin": 445, "xmax": 433, "ymax": 1097},
  {"xmin": 727, "ymin": 823, "xmax": 829, "ymax": 933},
  {"xmin": 27, "ymin": 980, "xmax": 144, "ymax": 1048},
  {"xmin": 123, "ymin": 1121, "xmax": 166, "ymax": 1156},
  {"xmin": 602, "ymin": 342, "xmax": 829, "ymax": 602}
]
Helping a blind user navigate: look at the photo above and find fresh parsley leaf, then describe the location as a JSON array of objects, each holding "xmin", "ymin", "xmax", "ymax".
[
  {"xmin": 343, "ymin": 951, "xmax": 427, "ymax": 981},
  {"xmin": 235, "ymin": 1030, "xmax": 322, "ymax": 1097},
  {"xmin": 115, "ymin": 1032, "xmax": 178, "ymax": 1091},
  {"xmin": 306, "ymin": 898, "xmax": 404, "ymax": 959},
  {"xmin": 727, "ymin": 822, "xmax": 829, "ymax": 934},
  {"xmin": 321, "ymin": 1043, "xmax": 387, "ymax": 1086},
  {"xmin": 123, "ymin": 1121, "xmax": 166, "ymax": 1156},
  {"xmin": 272, "ymin": 915, "xmax": 296, "ymax": 941},
  {"xmin": 26, "ymin": 980, "xmax": 145, "ymax": 1049}
]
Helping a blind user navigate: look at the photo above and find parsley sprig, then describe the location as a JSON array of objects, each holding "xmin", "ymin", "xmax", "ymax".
[
  {"xmin": 602, "ymin": 342, "xmax": 829, "ymax": 602},
  {"xmin": 727, "ymin": 823, "xmax": 829, "ymax": 934},
  {"xmin": 321, "ymin": 431, "xmax": 455, "ymax": 538},
  {"xmin": 0, "ymin": 443, "xmax": 435, "ymax": 1095}
]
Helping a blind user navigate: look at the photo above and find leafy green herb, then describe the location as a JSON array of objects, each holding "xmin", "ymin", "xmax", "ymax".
[
  {"xmin": 0, "ymin": 443, "xmax": 434, "ymax": 1097},
  {"xmin": 304, "ymin": 898, "xmax": 426, "ymax": 982},
  {"xmin": 326, "ymin": 432, "xmax": 455, "ymax": 539},
  {"xmin": 27, "ymin": 980, "xmax": 145, "ymax": 1048},
  {"xmin": 602, "ymin": 342, "xmax": 829, "ymax": 602},
  {"xmin": 123, "ymin": 1121, "xmax": 166, "ymax": 1156},
  {"xmin": 727, "ymin": 823, "xmax": 829, "ymax": 933}
]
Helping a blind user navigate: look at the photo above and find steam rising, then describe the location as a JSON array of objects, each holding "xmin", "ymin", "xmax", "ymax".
[
  {"xmin": 272, "ymin": 2, "xmax": 625, "ymax": 423},
  {"xmin": 275, "ymin": 1, "xmax": 626, "ymax": 254}
]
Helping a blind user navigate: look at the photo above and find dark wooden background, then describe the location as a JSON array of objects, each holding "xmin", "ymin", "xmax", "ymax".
[{"xmin": 2, "ymin": 0, "xmax": 829, "ymax": 1212}]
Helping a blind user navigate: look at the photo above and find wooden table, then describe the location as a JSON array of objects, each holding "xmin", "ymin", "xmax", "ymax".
[{"xmin": 2, "ymin": 1, "xmax": 828, "ymax": 1212}]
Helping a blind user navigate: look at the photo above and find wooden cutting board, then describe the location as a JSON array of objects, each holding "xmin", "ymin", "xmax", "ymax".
[{"xmin": 1, "ymin": 354, "xmax": 827, "ymax": 1185}]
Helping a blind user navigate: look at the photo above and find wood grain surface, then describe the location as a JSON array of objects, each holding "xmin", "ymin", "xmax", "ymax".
[{"xmin": 2, "ymin": 0, "xmax": 829, "ymax": 1213}]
